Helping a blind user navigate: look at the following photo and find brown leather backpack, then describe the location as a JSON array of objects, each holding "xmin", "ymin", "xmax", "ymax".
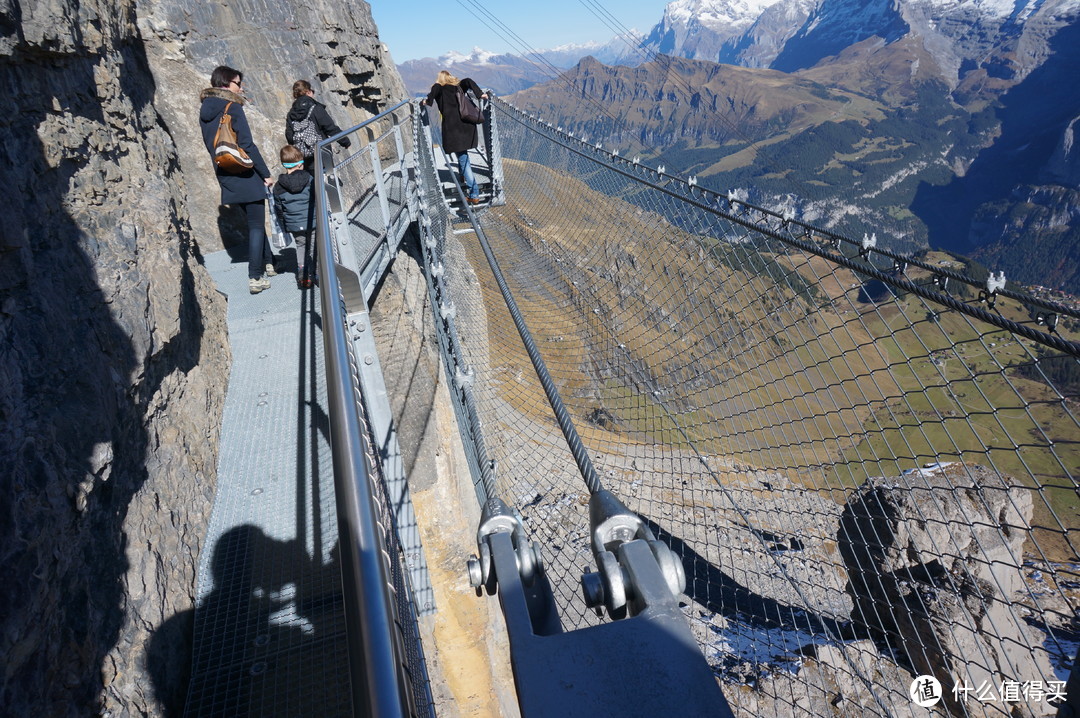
[{"xmin": 213, "ymin": 102, "xmax": 254, "ymax": 173}]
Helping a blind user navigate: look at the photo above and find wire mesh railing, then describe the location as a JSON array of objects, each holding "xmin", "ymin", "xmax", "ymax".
[
  {"xmin": 314, "ymin": 101, "xmax": 433, "ymax": 718},
  {"xmin": 416, "ymin": 95, "xmax": 1079, "ymax": 716}
]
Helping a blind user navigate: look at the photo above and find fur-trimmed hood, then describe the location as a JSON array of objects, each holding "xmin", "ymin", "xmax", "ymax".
[
  {"xmin": 199, "ymin": 87, "xmax": 246, "ymax": 105},
  {"xmin": 199, "ymin": 87, "xmax": 249, "ymax": 126}
]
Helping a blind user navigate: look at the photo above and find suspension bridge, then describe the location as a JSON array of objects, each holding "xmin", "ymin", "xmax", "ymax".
[{"xmin": 181, "ymin": 94, "xmax": 1080, "ymax": 717}]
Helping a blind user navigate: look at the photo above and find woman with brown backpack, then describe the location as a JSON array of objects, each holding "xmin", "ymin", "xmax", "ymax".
[{"xmin": 199, "ymin": 65, "xmax": 277, "ymax": 294}]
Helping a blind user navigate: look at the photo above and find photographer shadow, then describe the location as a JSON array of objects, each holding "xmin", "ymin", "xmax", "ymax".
[{"xmin": 148, "ymin": 525, "xmax": 350, "ymax": 717}]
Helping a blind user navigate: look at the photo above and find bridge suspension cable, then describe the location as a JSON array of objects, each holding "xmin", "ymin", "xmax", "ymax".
[{"xmin": 463, "ymin": 199, "xmax": 605, "ymax": 494}]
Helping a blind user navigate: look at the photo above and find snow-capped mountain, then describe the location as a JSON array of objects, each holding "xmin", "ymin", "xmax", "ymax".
[
  {"xmin": 640, "ymin": 0, "xmax": 1080, "ymax": 83},
  {"xmin": 639, "ymin": 0, "xmax": 817, "ymax": 67},
  {"xmin": 509, "ymin": 0, "xmax": 1080, "ymax": 290},
  {"xmin": 541, "ymin": 33, "xmax": 645, "ymax": 67},
  {"xmin": 773, "ymin": 0, "xmax": 1080, "ymax": 81},
  {"xmin": 437, "ymin": 47, "xmax": 500, "ymax": 66},
  {"xmin": 396, "ymin": 34, "xmax": 645, "ymax": 97}
]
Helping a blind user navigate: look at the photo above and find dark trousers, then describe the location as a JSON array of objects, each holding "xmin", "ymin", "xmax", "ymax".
[
  {"xmin": 293, "ymin": 230, "xmax": 315, "ymax": 279},
  {"xmin": 240, "ymin": 200, "xmax": 272, "ymax": 279}
]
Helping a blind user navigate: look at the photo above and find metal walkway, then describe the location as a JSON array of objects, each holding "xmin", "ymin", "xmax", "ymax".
[{"xmin": 184, "ymin": 250, "xmax": 351, "ymax": 717}]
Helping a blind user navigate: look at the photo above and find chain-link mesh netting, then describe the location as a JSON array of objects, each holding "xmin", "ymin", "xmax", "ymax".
[
  {"xmin": 415, "ymin": 97, "xmax": 1079, "ymax": 716},
  {"xmin": 325, "ymin": 105, "xmax": 416, "ymax": 285},
  {"xmin": 319, "ymin": 104, "xmax": 433, "ymax": 718}
]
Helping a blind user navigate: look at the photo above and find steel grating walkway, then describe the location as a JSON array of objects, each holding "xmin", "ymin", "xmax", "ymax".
[{"xmin": 184, "ymin": 249, "xmax": 351, "ymax": 717}]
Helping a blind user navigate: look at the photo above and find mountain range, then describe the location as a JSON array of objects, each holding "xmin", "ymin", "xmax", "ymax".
[
  {"xmin": 401, "ymin": 0, "xmax": 1080, "ymax": 291},
  {"xmin": 397, "ymin": 36, "xmax": 640, "ymax": 97}
]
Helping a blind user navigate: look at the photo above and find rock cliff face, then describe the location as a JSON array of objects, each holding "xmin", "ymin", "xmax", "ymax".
[
  {"xmin": 0, "ymin": 1, "xmax": 404, "ymax": 716},
  {"xmin": 137, "ymin": 0, "xmax": 406, "ymax": 253}
]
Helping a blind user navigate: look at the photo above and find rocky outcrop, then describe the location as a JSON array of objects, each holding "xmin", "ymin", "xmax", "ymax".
[
  {"xmin": 839, "ymin": 464, "xmax": 1055, "ymax": 716},
  {"xmin": 0, "ymin": 1, "xmax": 406, "ymax": 716}
]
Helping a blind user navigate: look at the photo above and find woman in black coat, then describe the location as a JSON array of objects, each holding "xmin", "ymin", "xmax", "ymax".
[
  {"xmin": 423, "ymin": 71, "xmax": 487, "ymax": 204},
  {"xmin": 285, "ymin": 79, "xmax": 352, "ymax": 172},
  {"xmin": 199, "ymin": 65, "xmax": 276, "ymax": 294}
]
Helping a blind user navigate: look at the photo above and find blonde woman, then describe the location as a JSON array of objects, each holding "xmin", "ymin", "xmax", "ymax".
[{"xmin": 423, "ymin": 70, "xmax": 488, "ymax": 204}]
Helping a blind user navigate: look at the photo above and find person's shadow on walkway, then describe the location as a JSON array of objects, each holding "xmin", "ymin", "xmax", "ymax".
[{"xmin": 147, "ymin": 525, "xmax": 350, "ymax": 717}]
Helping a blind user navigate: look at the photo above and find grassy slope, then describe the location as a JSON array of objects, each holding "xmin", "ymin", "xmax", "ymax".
[{"xmin": 473, "ymin": 158, "xmax": 1078, "ymax": 562}]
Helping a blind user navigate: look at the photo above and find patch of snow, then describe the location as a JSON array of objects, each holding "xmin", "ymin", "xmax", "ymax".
[
  {"xmin": 1043, "ymin": 631, "xmax": 1078, "ymax": 682},
  {"xmin": 439, "ymin": 46, "xmax": 498, "ymax": 65},
  {"xmin": 703, "ymin": 616, "xmax": 817, "ymax": 679},
  {"xmin": 664, "ymin": 0, "xmax": 788, "ymax": 30}
]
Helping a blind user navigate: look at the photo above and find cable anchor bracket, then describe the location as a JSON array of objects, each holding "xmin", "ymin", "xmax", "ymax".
[
  {"xmin": 580, "ymin": 489, "xmax": 686, "ymax": 620},
  {"xmin": 467, "ymin": 496, "xmax": 542, "ymax": 591},
  {"xmin": 980, "ymin": 271, "xmax": 1007, "ymax": 309}
]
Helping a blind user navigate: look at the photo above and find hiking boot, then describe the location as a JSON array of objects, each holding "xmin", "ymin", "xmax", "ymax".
[
  {"xmin": 467, "ymin": 196, "xmax": 482, "ymax": 205},
  {"xmin": 249, "ymin": 277, "xmax": 271, "ymax": 294},
  {"xmin": 265, "ymin": 263, "xmax": 278, "ymax": 277}
]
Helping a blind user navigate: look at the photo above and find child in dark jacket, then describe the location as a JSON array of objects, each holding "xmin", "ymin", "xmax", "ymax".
[{"xmin": 272, "ymin": 145, "xmax": 317, "ymax": 289}]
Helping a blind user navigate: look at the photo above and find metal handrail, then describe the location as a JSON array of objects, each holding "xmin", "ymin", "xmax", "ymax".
[{"xmin": 314, "ymin": 100, "xmax": 417, "ymax": 718}]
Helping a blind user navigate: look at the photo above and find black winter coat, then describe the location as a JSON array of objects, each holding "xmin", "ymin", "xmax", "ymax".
[
  {"xmin": 424, "ymin": 78, "xmax": 484, "ymax": 155},
  {"xmin": 272, "ymin": 170, "xmax": 315, "ymax": 233},
  {"xmin": 199, "ymin": 88, "xmax": 272, "ymax": 205},
  {"xmin": 285, "ymin": 95, "xmax": 351, "ymax": 149}
]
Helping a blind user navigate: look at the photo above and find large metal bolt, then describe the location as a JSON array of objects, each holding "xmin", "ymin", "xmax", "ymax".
[
  {"xmin": 581, "ymin": 569, "xmax": 604, "ymax": 608},
  {"xmin": 598, "ymin": 550, "xmax": 628, "ymax": 619},
  {"xmin": 650, "ymin": 541, "xmax": 687, "ymax": 596},
  {"xmin": 467, "ymin": 555, "xmax": 483, "ymax": 588}
]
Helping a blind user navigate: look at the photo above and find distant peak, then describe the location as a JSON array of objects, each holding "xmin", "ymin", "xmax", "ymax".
[
  {"xmin": 547, "ymin": 40, "xmax": 603, "ymax": 53},
  {"xmin": 439, "ymin": 46, "xmax": 497, "ymax": 65},
  {"xmin": 663, "ymin": 0, "xmax": 790, "ymax": 29}
]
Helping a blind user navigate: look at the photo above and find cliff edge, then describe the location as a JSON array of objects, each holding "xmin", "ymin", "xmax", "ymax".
[{"xmin": 0, "ymin": 1, "xmax": 406, "ymax": 715}]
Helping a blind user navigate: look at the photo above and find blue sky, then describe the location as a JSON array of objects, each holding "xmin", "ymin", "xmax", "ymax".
[{"xmin": 369, "ymin": 0, "xmax": 669, "ymax": 62}]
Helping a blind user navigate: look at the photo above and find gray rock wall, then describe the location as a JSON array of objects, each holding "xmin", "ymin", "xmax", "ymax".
[
  {"xmin": 0, "ymin": 0, "xmax": 406, "ymax": 716},
  {"xmin": 136, "ymin": 0, "xmax": 407, "ymax": 253},
  {"xmin": 0, "ymin": 2, "xmax": 228, "ymax": 715}
]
